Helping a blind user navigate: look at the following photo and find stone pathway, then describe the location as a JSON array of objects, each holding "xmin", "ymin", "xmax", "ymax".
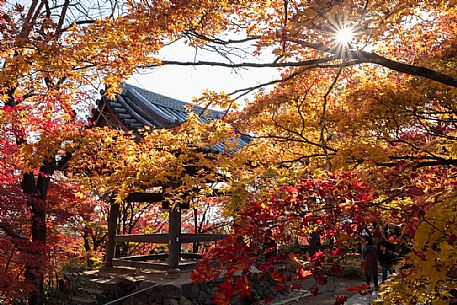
[
  {"xmin": 277, "ymin": 274, "xmax": 385, "ymax": 305},
  {"xmin": 345, "ymin": 291, "xmax": 380, "ymax": 305},
  {"xmin": 277, "ymin": 277, "xmax": 366, "ymax": 305},
  {"xmin": 84, "ymin": 266, "xmax": 380, "ymax": 305}
]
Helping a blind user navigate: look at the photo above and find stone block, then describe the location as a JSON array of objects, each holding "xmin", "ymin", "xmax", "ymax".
[{"xmin": 163, "ymin": 298, "xmax": 180, "ymax": 305}]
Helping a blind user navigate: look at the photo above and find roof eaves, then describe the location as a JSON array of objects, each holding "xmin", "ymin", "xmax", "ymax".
[
  {"xmin": 126, "ymin": 86, "xmax": 179, "ymax": 128},
  {"xmin": 113, "ymin": 95, "xmax": 153, "ymax": 129}
]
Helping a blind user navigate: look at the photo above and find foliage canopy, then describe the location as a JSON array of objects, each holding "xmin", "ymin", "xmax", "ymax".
[{"xmin": 0, "ymin": 0, "xmax": 456, "ymax": 304}]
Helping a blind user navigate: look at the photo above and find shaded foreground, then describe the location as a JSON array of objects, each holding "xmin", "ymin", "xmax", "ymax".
[{"xmin": 61, "ymin": 266, "xmax": 366, "ymax": 305}]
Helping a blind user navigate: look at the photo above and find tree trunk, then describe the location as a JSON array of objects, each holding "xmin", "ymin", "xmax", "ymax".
[
  {"xmin": 22, "ymin": 160, "xmax": 55, "ymax": 305},
  {"xmin": 24, "ymin": 197, "xmax": 46, "ymax": 305}
]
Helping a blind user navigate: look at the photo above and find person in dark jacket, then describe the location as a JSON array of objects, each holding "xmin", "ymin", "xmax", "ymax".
[
  {"xmin": 264, "ymin": 229, "xmax": 277, "ymax": 260},
  {"xmin": 397, "ymin": 234, "xmax": 412, "ymax": 257},
  {"xmin": 378, "ymin": 240, "xmax": 397, "ymax": 282},
  {"xmin": 361, "ymin": 235, "xmax": 379, "ymax": 291}
]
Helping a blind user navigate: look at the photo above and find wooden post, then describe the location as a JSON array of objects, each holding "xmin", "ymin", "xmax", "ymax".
[
  {"xmin": 105, "ymin": 203, "xmax": 120, "ymax": 267},
  {"xmin": 168, "ymin": 207, "xmax": 181, "ymax": 273},
  {"xmin": 193, "ymin": 208, "xmax": 198, "ymax": 253}
]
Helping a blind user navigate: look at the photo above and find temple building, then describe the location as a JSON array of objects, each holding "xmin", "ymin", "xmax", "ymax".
[{"xmin": 92, "ymin": 84, "xmax": 250, "ymax": 273}]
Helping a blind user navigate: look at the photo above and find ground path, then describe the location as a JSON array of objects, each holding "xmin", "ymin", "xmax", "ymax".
[
  {"xmin": 276, "ymin": 276, "xmax": 370, "ymax": 305},
  {"xmin": 85, "ymin": 267, "xmax": 377, "ymax": 305}
]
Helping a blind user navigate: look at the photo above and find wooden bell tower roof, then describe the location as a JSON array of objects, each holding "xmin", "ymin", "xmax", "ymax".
[
  {"xmin": 92, "ymin": 83, "xmax": 251, "ymax": 152},
  {"xmin": 95, "ymin": 84, "xmax": 249, "ymax": 272}
]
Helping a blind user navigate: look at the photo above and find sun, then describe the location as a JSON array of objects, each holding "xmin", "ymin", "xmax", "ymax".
[{"xmin": 335, "ymin": 27, "xmax": 354, "ymax": 45}]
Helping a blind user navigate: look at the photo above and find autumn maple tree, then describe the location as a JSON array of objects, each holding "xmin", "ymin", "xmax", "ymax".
[
  {"xmin": 137, "ymin": 1, "xmax": 455, "ymax": 304},
  {"xmin": 177, "ymin": 1, "xmax": 455, "ymax": 304},
  {"xmin": 0, "ymin": 0, "xmax": 225, "ymax": 303},
  {"xmin": 1, "ymin": 0, "xmax": 456, "ymax": 305}
]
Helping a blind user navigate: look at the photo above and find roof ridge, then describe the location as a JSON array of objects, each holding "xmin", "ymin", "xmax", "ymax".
[
  {"xmin": 124, "ymin": 83, "xmax": 190, "ymax": 111},
  {"xmin": 126, "ymin": 86, "xmax": 178, "ymax": 127},
  {"xmin": 124, "ymin": 83, "xmax": 223, "ymax": 117}
]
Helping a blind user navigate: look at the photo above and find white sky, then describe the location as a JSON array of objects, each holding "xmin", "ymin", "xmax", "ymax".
[
  {"xmin": 11, "ymin": 1, "xmax": 279, "ymax": 103},
  {"xmin": 127, "ymin": 40, "xmax": 279, "ymax": 103}
]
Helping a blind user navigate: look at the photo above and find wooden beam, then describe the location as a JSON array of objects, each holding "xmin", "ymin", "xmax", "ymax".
[
  {"xmin": 125, "ymin": 192, "xmax": 164, "ymax": 203},
  {"xmin": 113, "ymin": 233, "xmax": 228, "ymax": 244},
  {"xmin": 112, "ymin": 258, "xmax": 197, "ymax": 271},
  {"xmin": 161, "ymin": 201, "xmax": 190, "ymax": 209},
  {"xmin": 180, "ymin": 253, "xmax": 202, "ymax": 259},
  {"xmin": 119, "ymin": 252, "xmax": 201, "ymax": 261},
  {"xmin": 111, "ymin": 258, "xmax": 169, "ymax": 271},
  {"xmin": 180, "ymin": 233, "xmax": 228, "ymax": 243},
  {"xmin": 105, "ymin": 203, "xmax": 120, "ymax": 267},
  {"xmin": 121, "ymin": 254, "xmax": 168, "ymax": 261},
  {"xmin": 114, "ymin": 233, "xmax": 168, "ymax": 243}
]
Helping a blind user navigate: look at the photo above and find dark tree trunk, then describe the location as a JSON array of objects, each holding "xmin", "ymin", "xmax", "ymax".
[
  {"xmin": 193, "ymin": 208, "xmax": 199, "ymax": 253},
  {"xmin": 7, "ymin": 82, "xmax": 72, "ymax": 305},
  {"xmin": 22, "ymin": 160, "xmax": 55, "ymax": 305},
  {"xmin": 83, "ymin": 228, "xmax": 91, "ymax": 252},
  {"xmin": 24, "ymin": 197, "xmax": 46, "ymax": 305}
]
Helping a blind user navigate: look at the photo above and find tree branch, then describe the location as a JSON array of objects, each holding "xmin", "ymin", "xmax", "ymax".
[
  {"xmin": 320, "ymin": 65, "xmax": 343, "ymax": 171},
  {"xmin": 184, "ymin": 31, "xmax": 260, "ymax": 45},
  {"xmin": 159, "ymin": 56, "xmax": 336, "ymax": 69},
  {"xmin": 355, "ymin": 50, "xmax": 457, "ymax": 88},
  {"xmin": 57, "ymin": 0, "xmax": 71, "ymax": 33},
  {"xmin": 291, "ymin": 38, "xmax": 457, "ymax": 87}
]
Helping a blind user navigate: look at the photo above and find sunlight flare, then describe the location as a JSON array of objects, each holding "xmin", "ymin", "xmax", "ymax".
[{"xmin": 335, "ymin": 27, "xmax": 354, "ymax": 44}]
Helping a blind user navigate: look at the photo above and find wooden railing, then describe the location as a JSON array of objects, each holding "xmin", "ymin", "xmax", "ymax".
[
  {"xmin": 105, "ymin": 193, "xmax": 230, "ymax": 273},
  {"xmin": 114, "ymin": 233, "xmax": 228, "ymax": 244}
]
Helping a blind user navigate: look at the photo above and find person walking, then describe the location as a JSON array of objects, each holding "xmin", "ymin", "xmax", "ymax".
[
  {"xmin": 378, "ymin": 240, "xmax": 397, "ymax": 282},
  {"xmin": 361, "ymin": 234, "xmax": 379, "ymax": 291}
]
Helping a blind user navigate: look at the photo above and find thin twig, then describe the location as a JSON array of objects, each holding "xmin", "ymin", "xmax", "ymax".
[{"xmin": 320, "ymin": 64, "xmax": 344, "ymax": 171}]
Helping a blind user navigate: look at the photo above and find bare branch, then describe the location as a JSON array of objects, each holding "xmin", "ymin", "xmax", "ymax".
[
  {"xmin": 320, "ymin": 64, "xmax": 343, "ymax": 171},
  {"xmin": 184, "ymin": 31, "xmax": 260, "ymax": 45},
  {"xmin": 57, "ymin": 0, "xmax": 71, "ymax": 33},
  {"xmin": 289, "ymin": 38, "xmax": 457, "ymax": 87},
  {"xmin": 159, "ymin": 56, "xmax": 336, "ymax": 69}
]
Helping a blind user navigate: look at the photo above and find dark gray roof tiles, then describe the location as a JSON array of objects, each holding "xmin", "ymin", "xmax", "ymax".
[
  {"xmin": 127, "ymin": 85, "xmax": 220, "ymax": 118},
  {"xmin": 101, "ymin": 84, "xmax": 250, "ymax": 153}
]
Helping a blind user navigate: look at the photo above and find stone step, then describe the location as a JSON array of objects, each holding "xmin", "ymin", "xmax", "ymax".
[
  {"xmin": 79, "ymin": 287, "xmax": 105, "ymax": 295},
  {"xmin": 70, "ymin": 296, "xmax": 98, "ymax": 305},
  {"xmin": 86, "ymin": 276, "xmax": 143, "ymax": 301},
  {"xmin": 78, "ymin": 287, "xmax": 108, "ymax": 303}
]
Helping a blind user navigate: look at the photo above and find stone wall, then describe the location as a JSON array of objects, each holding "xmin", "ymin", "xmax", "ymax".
[
  {"xmin": 111, "ymin": 273, "xmax": 292, "ymax": 305},
  {"xmin": 121, "ymin": 283, "xmax": 193, "ymax": 305}
]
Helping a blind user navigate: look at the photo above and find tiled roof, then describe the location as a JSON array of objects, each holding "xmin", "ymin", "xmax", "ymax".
[{"xmin": 100, "ymin": 84, "xmax": 250, "ymax": 153}]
